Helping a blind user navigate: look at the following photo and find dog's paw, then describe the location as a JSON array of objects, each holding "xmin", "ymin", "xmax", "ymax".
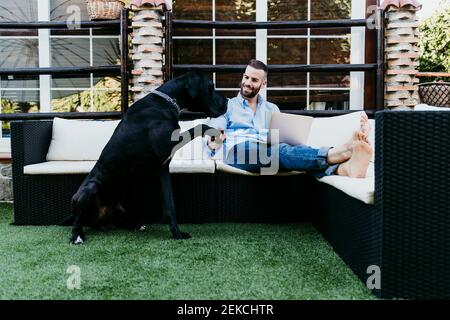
[
  {"xmin": 173, "ymin": 231, "xmax": 191, "ymax": 240},
  {"xmin": 70, "ymin": 235, "xmax": 85, "ymax": 245}
]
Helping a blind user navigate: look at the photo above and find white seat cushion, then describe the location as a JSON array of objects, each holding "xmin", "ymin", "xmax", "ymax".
[
  {"xmin": 169, "ymin": 159, "xmax": 215, "ymax": 173},
  {"xmin": 318, "ymin": 175, "xmax": 375, "ymax": 205},
  {"xmin": 46, "ymin": 118, "xmax": 120, "ymax": 161},
  {"xmin": 24, "ymin": 161, "xmax": 97, "ymax": 175},
  {"xmin": 215, "ymin": 160, "xmax": 304, "ymax": 176},
  {"xmin": 24, "ymin": 160, "xmax": 215, "ymax": 175}
]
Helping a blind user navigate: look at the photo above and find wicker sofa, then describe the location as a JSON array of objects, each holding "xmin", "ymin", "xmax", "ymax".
[{"xmin": 10, "ymin": 111, "xmax": 450, "ymax": 299}]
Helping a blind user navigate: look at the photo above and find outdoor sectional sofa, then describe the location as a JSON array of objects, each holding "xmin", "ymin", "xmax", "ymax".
[{"xmin": 10, "ymin": 110, "xmax": 450, "ymax": 300}]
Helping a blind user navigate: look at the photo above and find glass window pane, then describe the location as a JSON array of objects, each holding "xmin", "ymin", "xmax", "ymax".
[
  {"xmin": 51, "ymin": 38, "xmax": 90, "ymax": 67},
  {"xmin": 215, "ymin": 0, "xmax": 255, "ymax": 37},
  {"xmin": 268, "ymin": 0, "xmax": 307, "ymax": 36},
  {"xmin": 216, "ymin": 73, "xmax": 244, "ymax": 89},
  {"xmin": 216, "ymin": 39, "xmax": 255, "ymax": 64},
  {"xmin": 51, "ymin": 89, "xmax": 90, "ymax": 112},
  {"xmin": 0, "ymin": 0, "xmax": 38, "ymax": 36},
  {"xmin": 92, "ymin": 38, "xmax": 120, "ymax": 66},
  {"xmin": 268, "ymin": 39, "xmax": 307, "ymax": 65},
  {"xmin": 93, "ymin": 90, "xmax": 120, "ymax": 112},
  {"xmin": 1, "ymin": 75, "xmax": 39, "ymax": 89},
  {"xmin": 268, "ymin": 39, "xmax": 307, "ymax": 87},
  {"xmin": 173, "ymin": 39, "xmax": 212, "ymax": 64},
  {"xmin": 309, "ymin": 90, "xmax": 349, "ymax": 110},
  {"xmin": 173, "ymin": 0, "xmax": 212, "ymax": 36},
  {"xmin": 268, "ymin": 72, "xmax": 307, "ymax": 88},
  {"xmin": 93, "ymin": 76, "xmax": 120, "ymax": 90},
  {"xmin": 1, "ymin": 90, "xmax": 40, "ymax": 113},
  {"xmin": 310, "ymin": 0, "xmax": 351, "ymax": 20},
  {"xmin": 310, "ymin": 38, "xmax": 350, "ymax": 64},
  {"xmin": 52, "ymin": 75, "xmax": 91, "ymax": 89},
  {"xmin": 0, "ymin": 39, "xmax": 39, "ymax": 68},
  {"xmin": 310, "ymin": 72, "xmax": 350, "ymax": 88},
  {"xmin": 268, "ymin": 90, "xmax": 307, "ymax": 110}
]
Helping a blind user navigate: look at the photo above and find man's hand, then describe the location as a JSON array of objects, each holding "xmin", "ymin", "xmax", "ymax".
[{"xmin": 207, "ymin": 129, "xmax": 226, "ymax": 150}]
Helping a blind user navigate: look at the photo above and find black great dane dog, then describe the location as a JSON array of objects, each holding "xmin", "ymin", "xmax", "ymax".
[{"xmin": 70, "ymin": 72, "xmax": 227, "ymax": 244}]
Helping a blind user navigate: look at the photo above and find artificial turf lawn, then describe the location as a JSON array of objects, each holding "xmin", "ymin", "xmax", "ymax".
[{"xmin": 0, "ymin": 203, "xmax": 375, "ymax": 300}]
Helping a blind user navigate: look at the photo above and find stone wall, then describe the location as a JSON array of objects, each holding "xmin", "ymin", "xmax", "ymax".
[
  {"xmin": 0, "ymin": 161, "xmax": 13, "ymax": 202},
  {"xmin": 130, "ymin": 1, "xmax": 168, "ymax": 102},
  {"xmin": 382, "ymin": 0, "xmax": 422, "ymax": 110}
]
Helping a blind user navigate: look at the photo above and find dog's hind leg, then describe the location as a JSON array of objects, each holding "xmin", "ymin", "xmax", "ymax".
[{"xmin": 158, "ymin": 167, "xmax": 191, "ymax": 239}]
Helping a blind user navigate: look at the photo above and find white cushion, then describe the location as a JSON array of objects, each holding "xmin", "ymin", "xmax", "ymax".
[
  {"xmin": 318, "ymin": 175, "xmax": 374, "ymax": 205},
  {"xmin": 46, "ymin": 118, "xmax": 120, "ymax": 161},
  {"xmin": 215, "ymin": 160, "xmax": 304, "ymax": 176},
  {"xmin": 307, "ymin": 112, "xmax": 375, "ymax": 163},
  {"xmin": 24, "ymin": 159, "xmax": 215, "ymax": 175},
  {"xmin": 414, "ymin": 104, "xmax": 450, "ymax": 111},
  {"xmin": 24, "ymin": 161, "xmax": 97, "ymax": 175},
  {"xmin": 307, "ymin": 111, "xmax": 364, "ymax": 148},
  {"xmin": 169, "ymin": 159, "xmax": 215, "ymax": 173}
]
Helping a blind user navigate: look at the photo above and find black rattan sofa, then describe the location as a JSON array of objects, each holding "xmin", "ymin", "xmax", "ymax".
[{"xmin": 10, "ymin": 111, "xmax": 450, "ymax": 300}]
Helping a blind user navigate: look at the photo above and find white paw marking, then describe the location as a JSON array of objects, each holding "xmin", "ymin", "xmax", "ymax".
[{"xmin": 74, "ymin": 236, "xmax": 84, "ymax": 244}]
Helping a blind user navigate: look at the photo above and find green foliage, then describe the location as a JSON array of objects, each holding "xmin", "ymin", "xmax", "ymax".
[{"xmin": 418, "ymin": 4, "xmax": 450, "ymax": 82}]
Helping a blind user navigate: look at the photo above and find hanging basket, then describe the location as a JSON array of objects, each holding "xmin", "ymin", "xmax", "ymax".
[{"xmin": 86, "ymin": 0, "xmax": 125, "ymax": 20}]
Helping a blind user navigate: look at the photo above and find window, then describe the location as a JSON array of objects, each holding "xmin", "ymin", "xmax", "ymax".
[
  {"xmin": 172, "ymin": 0, "xmax": 365, "ymax": 111},
  {"xmin": 0, "ymin": 0, "xmax": 121, "ymax": 147}
]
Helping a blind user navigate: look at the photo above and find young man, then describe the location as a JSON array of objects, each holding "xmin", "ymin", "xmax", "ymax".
[{"xmin": 207, "ymin": 59, "xmax": 372, "ymax": 178}]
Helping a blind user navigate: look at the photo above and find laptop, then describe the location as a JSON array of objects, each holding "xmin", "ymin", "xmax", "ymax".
[{"xmin": 268, "ymin": 112, "xmax": 314, "ymax": 146}]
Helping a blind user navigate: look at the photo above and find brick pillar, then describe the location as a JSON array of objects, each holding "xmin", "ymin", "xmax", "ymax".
[
  {"xmin": 382, "ymin": 0, "xmax": 422, "ymax": 110},
  {"xmin": 130, "ymin": 1, "xmax": 170, "ymax": 102}
]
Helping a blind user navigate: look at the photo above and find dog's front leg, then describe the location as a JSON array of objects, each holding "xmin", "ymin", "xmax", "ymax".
[
  {"xmin": 70, "ymin": 215, "xmax": 86, "ymax": 245},
  {"xmin": 159, "ymin": 167, "xmax": 191, "ymax": 239}
]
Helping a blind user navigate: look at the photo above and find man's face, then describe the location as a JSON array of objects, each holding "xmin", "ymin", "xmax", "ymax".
[{"xmin": 240, "ymin": 65, "xmax": 267, "ymax": 99}]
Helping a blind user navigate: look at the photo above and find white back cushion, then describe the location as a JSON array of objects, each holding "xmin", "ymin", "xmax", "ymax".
[
  {"xmin": 414, "ymin": 104, "xmax": 450, "ymax": 111},
  {"xmin": 46, "ymin": 118, "xmax": 120, "ymax": 161},
  {"xmin": 307, "ymin": 111, "xmax": 363, "ymax": 148}
]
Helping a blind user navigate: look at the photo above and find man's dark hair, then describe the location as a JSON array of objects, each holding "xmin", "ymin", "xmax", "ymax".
[{"xmin": 248, "ymin": 59, "xmax": 268, "ymax": 76}]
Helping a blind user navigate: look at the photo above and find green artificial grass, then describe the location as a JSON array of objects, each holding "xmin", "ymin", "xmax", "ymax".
[{"xmin": 0, "ymin": 203, "xmax": 375, "ymax": 300}]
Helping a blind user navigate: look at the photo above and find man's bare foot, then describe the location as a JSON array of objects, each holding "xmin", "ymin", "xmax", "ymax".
[
  {"xmin": 327, "ymin": 112, "xmax": 371, "ymax": 164},
  {"xmin": 336, "ymin": 141, "xmax": 373, "ymax": 178}
]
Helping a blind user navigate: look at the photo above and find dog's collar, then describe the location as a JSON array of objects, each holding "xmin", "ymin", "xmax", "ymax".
[{"xmin": 152, "ymin": 90, "xmax": 181, "ymax": 115}]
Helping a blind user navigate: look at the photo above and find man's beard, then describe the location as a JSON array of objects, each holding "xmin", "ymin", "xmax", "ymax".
[{"xmin": 240, "ymin": 83, "xmax": 261, "ymax": 99}]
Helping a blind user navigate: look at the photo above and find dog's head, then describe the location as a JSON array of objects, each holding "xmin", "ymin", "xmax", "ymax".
[
  {"xmin": 71, "ymin": 182, "xmax": 125, "ymax": 228},
  {"xmin": 183, "ymin": 72, "xmax": 228, "ymax": 117}
]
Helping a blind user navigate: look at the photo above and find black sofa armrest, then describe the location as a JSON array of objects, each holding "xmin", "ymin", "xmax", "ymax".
[
  {"xmin": 11, "ymin": 120, "xmax": 53, "ymax": 171},
  {"xmin": 375, "ymin": 110, "xmax": 450, "ymax": 299}
]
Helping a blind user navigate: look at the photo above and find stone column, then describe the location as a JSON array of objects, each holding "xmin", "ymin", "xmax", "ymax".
[
  {"xmin": 382, "ymin": 0, "xmax": 422, "ymax": 110},
  {"xmin": 130, "ymin": 1, "xmax": 169, "ymax": 101}
]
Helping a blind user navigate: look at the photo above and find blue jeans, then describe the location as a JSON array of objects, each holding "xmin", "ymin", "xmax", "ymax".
[{"xmin": 225, "ymin": 141, "xmax": 338, "ymax": 177}]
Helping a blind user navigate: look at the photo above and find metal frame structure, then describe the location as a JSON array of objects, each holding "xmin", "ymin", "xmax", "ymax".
[
  {"xmin": 164, "ymin": 9, "xmax": 385, "ymax": 112},
  {"xmin": 0, "ymin": 8, "xmax": 130, "ymax": 121}
]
